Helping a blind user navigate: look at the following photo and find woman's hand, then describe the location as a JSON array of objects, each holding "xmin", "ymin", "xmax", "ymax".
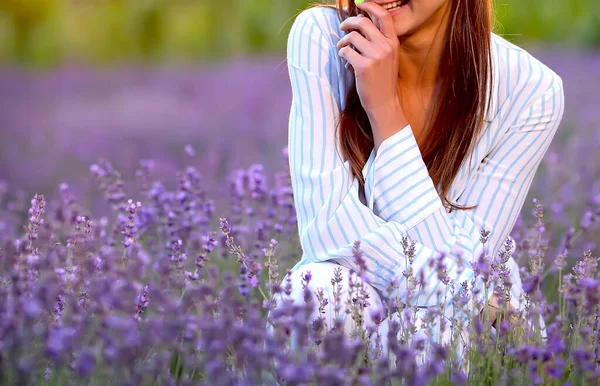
[
  {"xmin": 485, "ymin": 292, "xmax": 531, "ymax": 342},
  {"xmin": 337, "ymin": 1, "xmax": 402, "ymax": 119}
]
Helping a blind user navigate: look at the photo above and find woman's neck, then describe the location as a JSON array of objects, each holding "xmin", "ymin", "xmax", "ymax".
[{"xmin": 396, "ymin": 1, "xmax": 451, "ymax": 89}]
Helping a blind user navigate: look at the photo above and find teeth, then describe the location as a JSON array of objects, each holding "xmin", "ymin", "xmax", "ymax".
[{"xmin": 382, "ymin": 0, "xmax": 406, "ymax": 10}]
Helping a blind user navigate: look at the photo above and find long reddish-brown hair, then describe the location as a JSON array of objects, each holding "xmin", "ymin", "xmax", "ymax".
[{"xmin": 307, "ymin": 0, "xmax": 494, "ymax": 213}]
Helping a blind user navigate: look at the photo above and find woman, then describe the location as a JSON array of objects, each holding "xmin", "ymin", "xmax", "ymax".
[{"xmin": 272, "ymin": 0, "xmax": 564, "ymax": 372}]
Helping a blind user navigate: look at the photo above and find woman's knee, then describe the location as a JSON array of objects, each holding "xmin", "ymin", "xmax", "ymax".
[{"xmin": 274, "ymin": 260, "xmax": 386, "ymax": 333}]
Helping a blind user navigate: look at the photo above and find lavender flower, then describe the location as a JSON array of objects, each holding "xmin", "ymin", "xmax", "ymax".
[{"xmin": 0, "ymin": 84, "xmax": 596, "ymax": 384}]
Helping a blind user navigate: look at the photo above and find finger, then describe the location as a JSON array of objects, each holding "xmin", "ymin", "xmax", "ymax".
[
  {"xmin": 336, "ymin": 30, "xmax": 375, "ymax": 57},
  {"xmin": 354, "ymin": 1, "xmax": 396, "ymax": 40},
  {"xmin": 338, "ymin": 45, "xmax": 364, "ymax": 71},
  {"xmin": 344, "ymin": 60, "xmax": 355, "ymax": 75},
  {"xmin": 339, "ymin": 14, "xmax": 383, "ymax": 43}
]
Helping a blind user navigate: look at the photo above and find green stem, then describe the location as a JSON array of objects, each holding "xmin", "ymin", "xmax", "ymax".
[
  {"xmin": 141, "ymin": 346, "xmax": 154, "ymax": 367},
  {"xmin": 122, "ymin": 247, "xmax": 127, "ymax": 269},
  {"xmin": 558, "ymin": 269, "xmax": 564, "ymax": 320}
]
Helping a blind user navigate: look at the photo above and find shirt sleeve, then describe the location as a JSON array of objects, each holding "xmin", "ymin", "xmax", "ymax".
[
  {"xmin": 363, "ymin": 72, "xmax": 564, "ymax": 306},
  {"xmin": 286, "ymin": 7, "xmax": 564, "ymax": 320}
]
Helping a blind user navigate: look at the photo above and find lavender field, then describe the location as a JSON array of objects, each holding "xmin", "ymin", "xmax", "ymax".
[{"xmin": 0, "ymin": 46, "xmax": 599, "ymax": 385}]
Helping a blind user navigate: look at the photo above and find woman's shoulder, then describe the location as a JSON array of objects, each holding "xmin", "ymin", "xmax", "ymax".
[
  {"xmin": 287, "ymin": 6, "xmax": 353, "ymax": 104},
  {"xmin": 490, "ymin": 33, "xmax": 564, "ymax": 114},
  {"xmin": 289, "ymin": 6, "xmax": 344, "ymax": 46}
]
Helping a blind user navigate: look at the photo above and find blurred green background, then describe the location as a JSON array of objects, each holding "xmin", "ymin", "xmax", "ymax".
[{"xmin": 0, "ymin": 0, "xmax": 599, "ymax": 67}]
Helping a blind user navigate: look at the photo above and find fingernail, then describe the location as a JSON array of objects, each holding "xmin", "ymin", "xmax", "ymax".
[{"xmin": 355, "ymin": 0, "xmax": 364, "ymax": 4}]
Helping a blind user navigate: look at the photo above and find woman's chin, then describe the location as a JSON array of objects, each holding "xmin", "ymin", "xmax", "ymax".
[{"xmin": 393, "ymin": 25, "xmax": 413, "ymax": 39}]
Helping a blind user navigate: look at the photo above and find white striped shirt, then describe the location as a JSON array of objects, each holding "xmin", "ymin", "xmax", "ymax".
[{"xmin": 286, "ymin": 6, "xmax": 565, "ymax": 317}]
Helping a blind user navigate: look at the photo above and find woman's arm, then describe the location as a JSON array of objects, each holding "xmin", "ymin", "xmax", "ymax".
[{"xmin": 361, "ymin": 48, "xmax": 565, "ymax": 325}]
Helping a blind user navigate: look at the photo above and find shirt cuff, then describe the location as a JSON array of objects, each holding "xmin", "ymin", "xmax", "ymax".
[{"xmin": 368, "ymin": 124, "xmax": 444, "ymax": 230}]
